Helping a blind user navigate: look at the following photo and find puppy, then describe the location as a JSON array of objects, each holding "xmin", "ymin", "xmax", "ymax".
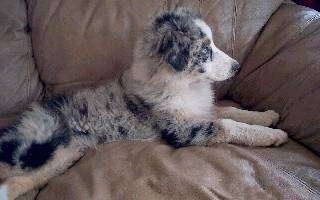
[{"xmin": 0, "ymin": 8, "xmax": 287, "ymax": 200}]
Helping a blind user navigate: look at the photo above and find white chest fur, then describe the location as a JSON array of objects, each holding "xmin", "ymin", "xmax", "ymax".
[{"xmin": 164, "ymin": 79, "xmax": 214, "ymax": 120}]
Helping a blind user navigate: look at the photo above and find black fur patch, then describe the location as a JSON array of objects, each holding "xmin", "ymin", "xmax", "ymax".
[
  {"xmin": 191, "ymin": 125, "xmax": 202, "ymax": 136},
  {"xmin": 20, "ymin": 141, "xmax": 55, "ymax": 169},
  {"xmin": 186, "ymin": 125, "xmax": 202, "ymax": 143},
  {"xmin": 125, "ymin": 96, "xmax": 139, "ymax": 114},
  {"xmin": 161, "ymin": 122, "xmax": 215, "ymax": 148},
  {"xmin": 205, "ymin": 122, "xmax": 215, "ymax": 136},
  {"xmin": 106, "ymin": 102, "xmax": 110, "ymax": 110},
  {"xmin": 167, "ymin": 47, "xmax": 190, "ymax": 71},
  {"xmin": 161, "ymin": 129, "xmax": 182, "ymax": 148},
  {"xmin": 118, "ymin": 126, "xmax": 128, "ymax": 137},
  {"xmin": 51, "ymin": 126, "xmax": 71, "ymax": 147},
  {"xmin": 19, "ymin": 125, "xmax": 71, "ymax": 169},
  {"xmin": 97, "ymin": 135, "xmax": 108, "ymax": 144},
  {"xmin": 154, "ymin": 13, "xmax": 182, "ymax": 31},
  {"xmin": 78, "ymin": 103, "xmax": 88, "ymax": 118},
  {"xmin": 0, "ymin": 124, "xmax": 18, "ymax": 136},
  {"xmin": 0, "ymin": 140, "xmax": 20, "ymax": 165},
  {"xmin": 157, "ymin": 30, "xmax": 191, "ymax": 71},
  {"xmin": 135, "ymin": 95, "xmax": 153, "ymax": 110},
  {"xmin": 72, "ymin": 128, "xmax": 90, "ymax": 136},
  {"xmin": 124, "ymin": 95, "xmax": 152, "ymax": 120},
  {"xmin": 153, "ymin": 11, "xmax": 203, "ymax": 72},
  {"xmin": 158, "ymin": 34, "xmax": 174, "ymax": 55},
  {"xmin": 43, "ymin": 95, "xmax": 68, "ymax": 112}
]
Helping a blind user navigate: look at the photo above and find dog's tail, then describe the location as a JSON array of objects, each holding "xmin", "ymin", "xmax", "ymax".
[{"xmin": 0, "ymin": 103, "xmax": 71, "ymax": 179}]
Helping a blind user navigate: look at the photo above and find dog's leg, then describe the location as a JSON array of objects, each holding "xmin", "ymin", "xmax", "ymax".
[
  {"xmin": 152, "ymin": 111, "xmax": 216, "ymax": 148},
  {"xmin": 153, "ymin": 111, "xmax": 287, "ymax": 148},
  {"xmin": 217, "ymin": 106, "xmax": 280, "ymax": 127},
  {"xmin": 0, "ymin": 141, "xmax": 84, "ymax": 200},
  {"xmin": 209, "ymin": 119, "xmax": 288, "ymax": 146}
]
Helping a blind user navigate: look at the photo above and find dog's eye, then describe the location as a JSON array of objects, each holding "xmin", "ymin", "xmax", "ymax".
[
  {"xmin": 199, "ymin": 46, "xmax": 213, "ymax": 62},
  {"xmin": 204, "ymin": 47, "xmax": 213, "ymax": 61},
  {"xmin": 198, "ymin": 68, "xmax": 206, "ymax": 73}
]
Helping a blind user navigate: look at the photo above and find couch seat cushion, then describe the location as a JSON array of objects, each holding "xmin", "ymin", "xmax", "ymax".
[{"xmin": 34, "ymin": 140, "xmax": 320, "ymax": 200}]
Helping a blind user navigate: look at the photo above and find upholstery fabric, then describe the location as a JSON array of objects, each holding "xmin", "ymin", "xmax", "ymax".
[
  {"xmin": 35, "ymin": 140, "xmax": 320, "ymax": 200},
  {"xmin": 0, "ymin": 0, "xmax": 42, "ymax": 128},
  {"xmin": 0, "ymin": 0, "xmax": 319, "ymax": 199},
  {"xmin": 26, "ymin": 0, "xmax": 283, "ymax": 96},
  {"xmin": 229, "ymin": 2, "xmax": 320, "ymax": 154}
]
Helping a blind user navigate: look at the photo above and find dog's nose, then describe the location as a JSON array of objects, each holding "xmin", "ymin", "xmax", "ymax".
[{"xmin": 231, "ymin": 62, "xmax": 240, "ymax": 73}]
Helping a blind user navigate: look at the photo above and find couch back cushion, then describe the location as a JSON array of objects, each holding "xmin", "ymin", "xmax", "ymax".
[
  {"xmin": 229, "ymin": 3, "xmax": 320, "ymax": 154},
  {"xmin": 0, "ymin": 0, "xmax": 42, "ymax": 128},
  {"xmin": 26, "ymin": 0, "xmax": 283, "ymax": 96}
]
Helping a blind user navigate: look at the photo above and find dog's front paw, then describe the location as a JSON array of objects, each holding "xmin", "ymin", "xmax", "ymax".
[
  {"xmin": 263, "ymin": 129, "xmax": 288, "ymax": 146},
  {"xmin": 260, "ymin": 110, "xmax": 280, "ymax": 127},
  {"xmin": 265, "ymin": 110, "xmax": 280, "ymax": 126}
]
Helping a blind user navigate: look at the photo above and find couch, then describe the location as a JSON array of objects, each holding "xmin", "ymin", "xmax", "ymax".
[{"xmin": 1, "ymin": 0, "xmax": 320, "ymax": 199}]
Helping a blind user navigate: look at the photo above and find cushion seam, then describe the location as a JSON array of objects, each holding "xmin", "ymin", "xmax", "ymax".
[{"xmin": 231, "ymin": 0, "xmax": 238, "ymax": 58}]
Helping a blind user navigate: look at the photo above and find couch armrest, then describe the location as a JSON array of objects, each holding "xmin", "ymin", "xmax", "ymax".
[{"xmin": 229, "ymin": 2, "xmax": 320, "ymax": 154}]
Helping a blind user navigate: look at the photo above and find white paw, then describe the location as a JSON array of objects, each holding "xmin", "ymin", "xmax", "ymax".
[
  {"xmin": 0, "ymin": 185, "xmax": 8, "ymax": 200},
  {"xmin": 260, "ymin": 110, "xmax": 280, "ymax": 127},
  {"xmin": 265, "ymin": 110, "xmax": 280, "ymax": 126},
  {"xmin": 264, "ymin": 129, "xmax": 288, "ymax": 146}
]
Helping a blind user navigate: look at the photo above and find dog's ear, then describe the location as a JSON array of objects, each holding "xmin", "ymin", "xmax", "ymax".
[
  {"xmin": 157, "ymin": 32, "xmax": 190, "ymax": 71},
  {"xmin": 152, "ymin": 11, "xmax": 196, "ymax": 71}
]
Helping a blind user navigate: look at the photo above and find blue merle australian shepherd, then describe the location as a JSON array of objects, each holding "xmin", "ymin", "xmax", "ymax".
[{"xmin": 0, "ymin": 8, "xmax": 288, "ymax": 200}]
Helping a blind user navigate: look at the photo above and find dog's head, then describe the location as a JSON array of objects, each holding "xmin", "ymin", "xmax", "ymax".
[{"xmin": 133, "ymin": 8, "xmax": 239, "ymax": 82}]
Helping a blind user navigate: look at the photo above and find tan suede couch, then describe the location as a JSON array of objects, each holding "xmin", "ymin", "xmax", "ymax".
[{"xmin": 1, "ymin": 0, "xmax": 320, "ymax": 199}]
